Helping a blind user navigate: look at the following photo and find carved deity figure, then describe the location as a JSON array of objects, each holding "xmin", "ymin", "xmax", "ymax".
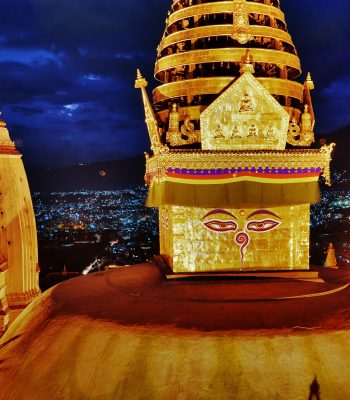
[
  {"xmin": 231, "ymin": 125, "xmax": 242, "ymax": 139},
  {"xmin": 247, "ymin": 123, "xmax": 258, "ymax": 138},
  {"xmin": 265, "ymin": 124, "xmax": 275, "ymax": 139},
  {"xmin": 301, "ymin": 104, "xmax": 312, "ymax": 133},
  {"xmin": 239, "ymin": 93, "xmax": 254, "ymax": 113},
  {"xmin": 214, "ymin": 123, "xmax": 225, "ymax": 139}
]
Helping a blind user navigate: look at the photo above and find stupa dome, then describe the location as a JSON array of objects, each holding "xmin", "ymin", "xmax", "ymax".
[{"xmin": 1, "ymin": 263, "xmax": 350, "ymax": 399}]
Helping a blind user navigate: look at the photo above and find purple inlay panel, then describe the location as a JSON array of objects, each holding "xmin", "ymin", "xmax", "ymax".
[{"xmin": 168, "ymin": 167, "xmax": 322, "ymax": 175}]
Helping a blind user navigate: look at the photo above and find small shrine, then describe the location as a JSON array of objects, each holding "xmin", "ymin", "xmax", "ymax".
[{"xmin": 325, "ymin": 243, "xmax": 338, "ymax": 269}]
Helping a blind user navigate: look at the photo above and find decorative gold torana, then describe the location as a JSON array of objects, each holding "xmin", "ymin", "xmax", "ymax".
[{"xmin": 136, "ymin": 0, "xmax": 335, "ymax": 273}]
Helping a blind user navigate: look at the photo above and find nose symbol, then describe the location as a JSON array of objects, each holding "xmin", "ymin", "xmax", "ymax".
[{"xmin": 234, "ymin": 231, "xmax": 250, "ymax": 266}]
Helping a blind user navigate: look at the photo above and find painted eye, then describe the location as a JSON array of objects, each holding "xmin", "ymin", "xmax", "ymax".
[
  {"xmin": 203, "ymin": 220, "xmax": 238, "ymax": 233},
  {"xmin": 246, "ymin": 219, "xmax": 281, "ymax": 232}
]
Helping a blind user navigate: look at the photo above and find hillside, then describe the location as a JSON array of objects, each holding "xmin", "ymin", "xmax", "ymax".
[
  {"xmin": 24, "ymin": 125, "xmax": 349, "ymax": 193},
  {"xmin": 26, "ymin": 155, "xmax": 145, "ymax": 193},
  {"xmin": 322, "ymin": 125, "xmax": 350, "ymax": 171}
]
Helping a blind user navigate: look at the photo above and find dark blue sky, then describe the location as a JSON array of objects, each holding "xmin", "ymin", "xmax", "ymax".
[{"xmin": 0, "ymin": 0, "xmax": 349, "ymax": 166}]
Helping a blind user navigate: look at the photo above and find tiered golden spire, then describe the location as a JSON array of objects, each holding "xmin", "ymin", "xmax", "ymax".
[{"xmin": 153, "ymin": 0, "xmax": 303, "ymax": 140}]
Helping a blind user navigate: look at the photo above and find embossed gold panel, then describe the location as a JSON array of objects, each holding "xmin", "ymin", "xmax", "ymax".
[
  {"xmin": 200, "ymin": 72, "xmax": 289, "ymax": 150},
  {"xmin": 160, "ymin": 204, "xmax": 310, "ymax": 273}
]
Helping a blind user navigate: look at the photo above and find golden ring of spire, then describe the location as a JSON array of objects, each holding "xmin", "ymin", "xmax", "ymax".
[
  {"xmin": 152, "ymin": 77, "xmax": 304, "ymax": 104},
  {"xmin": 167, "ymin": 2, "xmax": 285, "ymax": 26},
  {"xmin": 159, "ymin": 25, "xmax": 294, "ymax": 51},
  {"xmin": 155, "ymin": 48, "xmax": 301, "ymax": 78}
]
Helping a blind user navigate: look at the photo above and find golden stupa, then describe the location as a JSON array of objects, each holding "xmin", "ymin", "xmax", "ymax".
[
  {"xmin": 1, "ymin": 3, "xmax": 348, "ymax": 400},
  {"xmin": 0, "ymin": 114, "xmax": 40, "ymax": 330},
  {"xmin": 136, "ymin": 0, "xmax": 334, "ymax": 274}
]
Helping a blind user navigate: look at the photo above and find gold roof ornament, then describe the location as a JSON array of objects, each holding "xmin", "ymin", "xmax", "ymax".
[
  {"xmin": 166, "ymin": 103, "xmax": 181, "ymax": 146},
  {"xmin": 232, "ymin": 0, "xmax": 254, "ymax": 45},
  {"xmin": 305, "ymin": 72, "xmax": 315, "ymax": 91},
  {"xmin": 0, "ymin": 111, "xmax": 6, "ymax": 128},
  {"xmin": 239, "ymin": 50, "xmax": 255, "ymax": 75},
  {"xmin": 135, "ymin": 69, "xmax": 163, "ymax": 154},
  {"xmin": 303, "ymin": 72, "xmax": 316, "ymax": 130},
  {"xmin": 0, "ymin": 112, "xmax": 16, "ymax": 148},
  {"xmin": 287, "ymin": 105, "xmax": 315, "ymax": 148}
]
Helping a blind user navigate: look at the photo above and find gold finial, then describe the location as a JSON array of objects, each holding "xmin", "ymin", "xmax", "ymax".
[
  {"xmin": 320, "ymin": 143, "xmax": 336, "ymax": 186},
  {"xmin": 305, "ymin": 72, "xmax": 315, "ymax": 90},
  {"xmin": 135, "ymin": 68, "xmax": 148, "ymax": 89},
  {"xmin": 239, "ymin": 50, "xmax": 255, "ymax": 74},
  {"xmin": 0, "ymin": 111, "xmax": 6, "ymax": 128},
  {"xmin": 301, "ymin": 104, "xmax": 312, "ymax": 133},
  {"xmin": 166, "ymin": 103, "xmax": 180, "ymax": 145},
  {"xmin": 325, "ymin": 243, "xmax": 338, "ymax": 269}
]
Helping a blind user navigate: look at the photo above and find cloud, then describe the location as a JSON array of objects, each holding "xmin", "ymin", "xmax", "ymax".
[
  {"xmin": 315, "ymin": 75, "xmax": 350, "ymax": 133},
  {"xmin": 0, "ymin": 0, "xmax": 348, "ymax": 166}
]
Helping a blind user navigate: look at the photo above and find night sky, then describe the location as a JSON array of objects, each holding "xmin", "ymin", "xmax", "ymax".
[{"xmin": 0, "ymin": 0, "xmax": 349, "ymax": 167}]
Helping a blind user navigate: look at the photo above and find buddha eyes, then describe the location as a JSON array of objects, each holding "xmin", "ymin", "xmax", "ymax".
[
  {"xmin": 202, "ymin": 215, "xmax": 281, "ymax": 233},
  {"xmin": 246, "ymin": 219, "xmax": 280, "ymax": 232},
  {"xmin": 203, "ymin": 220, "xmax": 238, "ymax": 233}
]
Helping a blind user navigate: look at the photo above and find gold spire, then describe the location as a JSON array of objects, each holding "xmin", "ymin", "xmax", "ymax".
[
  {"xmin": 135, "ymin": 69, "xmax": 162, "ymax": 153},
  {"xmin": 135, "ymin": 69, "xmax": 148, "ymax": 89},
  {"xmin": 239, "ymin": 50, "xmax": 255, "ymax": 75},
  {"xmin": 166, "ymin": 103, "xmax": 181, "ymax": 146},
  {"xmin": 0, "ymin": 111, "xmax": 6, "ymax": 128},
  {"xmin": 153, "ymin": 0, "xmax": 302, "ymax": 136},
  {"xmin": 305, "ymin": 72, "xmax": 315, "ymax": 90},
  {"xmin": 0, "ymin": 112, "xmax": 16, "ymax": 148},
  {"xmin": 325, "ymin": 243, "xmax": 338, "ymax": 269}
]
